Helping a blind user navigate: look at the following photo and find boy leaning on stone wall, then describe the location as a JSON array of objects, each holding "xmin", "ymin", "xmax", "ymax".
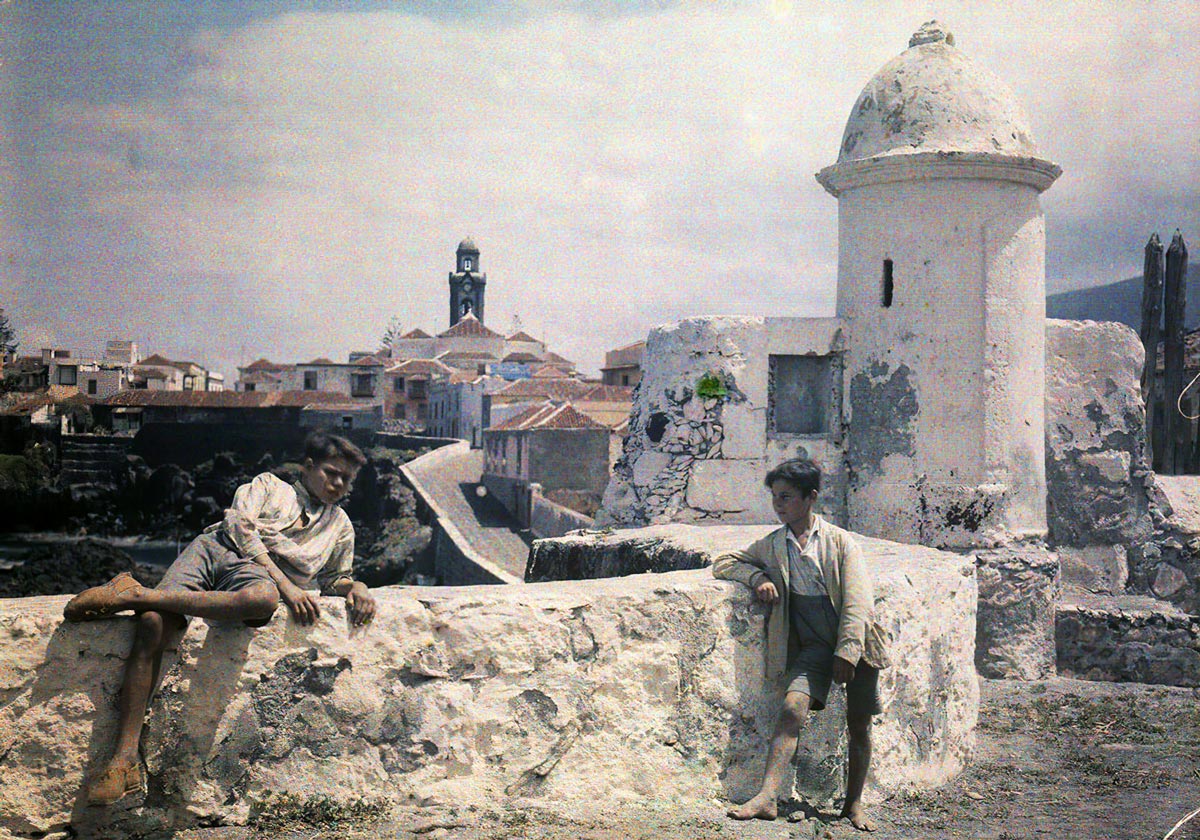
[
  {"xmin": 712, "ymin": 458, "xmax": 888, "ymax": 833},
  {"xmin": 62, "ymin": 431, "xmax": 377, "ymax": 806}
]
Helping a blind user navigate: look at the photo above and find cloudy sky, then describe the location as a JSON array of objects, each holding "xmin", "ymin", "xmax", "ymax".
[{"xmin": 2, "ymin": 1, "xmax": 1198, "ymax": 379}]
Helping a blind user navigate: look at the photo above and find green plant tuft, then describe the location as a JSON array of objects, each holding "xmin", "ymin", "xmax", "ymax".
[{"xmin": 695, "ymin": 372, "xmax": 728, "ymax": 400}]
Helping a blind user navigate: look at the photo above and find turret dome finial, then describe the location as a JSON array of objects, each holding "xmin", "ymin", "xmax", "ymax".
[{"xmin": 909, "ymin": 20, "xmax": 954, "ymax": 48}]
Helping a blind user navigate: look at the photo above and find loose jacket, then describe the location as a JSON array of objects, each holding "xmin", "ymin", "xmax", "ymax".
[{"xmin": 711, "ymin": 516, "xmax": 874, "ymax": 681}]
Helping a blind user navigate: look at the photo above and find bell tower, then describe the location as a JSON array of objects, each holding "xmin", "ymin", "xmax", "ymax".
[{"xmin": 449, "ymin": 238, "xmax": 486, "ymax": 327}]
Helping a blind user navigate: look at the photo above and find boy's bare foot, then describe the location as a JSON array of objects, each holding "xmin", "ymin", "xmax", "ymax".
[
  {"xmin": 727, "ymin": 793, "xmax": 778, "ymax": 821},
  {"xmin": 87, "ymin": 759, "xmax": 143, "ymax": 806},
  {"xmin": 64, "ymin": 573, "xmax": 143, "ymax": 621},
  {"xmin": 841, "ymin": 802, "xmax": 876, "ymax": 832}
]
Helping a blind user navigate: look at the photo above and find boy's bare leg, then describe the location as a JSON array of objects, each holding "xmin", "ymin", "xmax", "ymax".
[
  {"xmin": 88, "ymin": 610, "xmax": 185, "ymax": 804},
  {"xmin": 69, "ymin": 576, "xmax": 279, "ymax": 623},
  {"xmin": 85, "ymin": 583, "xmax": 277, "ymax": 805},
  {"xmin": 841, "ymin": 710, "xmax": 875, "ymax": 831},
  {"xmin": 728, "ymin": 691, "xmax": 810, "ymax": 820}
]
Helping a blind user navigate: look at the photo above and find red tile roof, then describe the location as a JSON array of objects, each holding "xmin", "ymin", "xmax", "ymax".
[
  {"xmin": 352, "ymin": 355, "xmax": 385, "ymax": 367},
  {"xmin": 401, "ymin": 329, "xmax": 432, "ymax": 339},
  {"xmin": 531, "ymin": 365, "xmax": 571, "ymax": 379},
  {"xmin": 305, "ymin": 357, "xmax": 337, "ymax": 366},
  {"xmin": 502, "ymin": 352, "xmax": 542, "ymax": 363},
  {"xmin": 139, "ymin": 354, "xmax": 176, "ymax": 367},
  {"xmin": 490, "ymin": 401, "xmax": 606, "ymax": 432},
  {"xmin": 580, "ymin": 385, "xmax": 634, "ymax": 401},
  {"xmin": 492, "ymin": 378, "xmax": 596, "ymax": 400},
  {"xmin": 101, "ymin": 390, "xmax": 348, "ymax": 408},
  {"xmin": 244, "ymin": 358, "xmax": 286, "ymax": 372},
  {"xmin": 438, "ymin": 350, "xmax": 496, "ymax": 362},
  {"xmin": 438, "ymin": 313, "xmax": 501, "ymax": 339},
  {"xmin": 130, "ymin": 366, "xmax": 170, "ymax": 380},
  {"xmin": 506, "ymin": 331, "xmax": 540, "ymax": 342},
  {"xmin": 387, "ymin": 358, "xmax": 455, "ymax": 376}
]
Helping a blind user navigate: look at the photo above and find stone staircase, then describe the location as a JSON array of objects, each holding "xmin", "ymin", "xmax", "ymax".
[
  {"xmin": 58, "ymin": 434, "xmax": 132, "ymax": 486},
  {"xmin": 1056, "ymin": 590, "xmax": 1200, "ymax": 687}
]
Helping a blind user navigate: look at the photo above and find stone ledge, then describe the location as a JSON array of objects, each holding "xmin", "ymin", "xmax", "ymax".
[
  {"xmin": 0, "ymin": 558, "xmax": 977, "ymax": 836},
  {"xmin": 1056, "ymin": 595, "xmax": 1200, "ymax": 687}
]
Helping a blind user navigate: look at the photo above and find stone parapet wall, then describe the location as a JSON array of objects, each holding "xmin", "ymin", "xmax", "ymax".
[
  {"xmin": 1057, "ymin": 596, "xmax": 1200, "ymax": 687},
  {"xmin": 974, "ymin": 545, "xmax": 1059, "ymax": 679},
  {"xmin": 1143, "ymin": 475, "xmax": 1200, "ymax": 614},
  {"xmin": 0, "ymin": 556, "xmax": 977, "ymax": 836},
  {"xmin": 1044, "ymin": 319, "xmax": 1157, "ymax": 590},
  {"xmin": 528, "ymin": 491, "xmax": 593, "ymax": 541}
]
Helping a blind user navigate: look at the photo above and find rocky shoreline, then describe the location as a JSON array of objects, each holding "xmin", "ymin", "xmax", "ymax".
[{"xmin": 1, "ymin": 446, "xmax": 433, "ymax": 597}]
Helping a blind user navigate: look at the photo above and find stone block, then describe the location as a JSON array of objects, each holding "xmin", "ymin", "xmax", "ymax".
[
  {"xmin": 685, "ymin": 459, "xmax": 764, "ymax": 515},
  {"xmin": 0, "ymin": 534, "xmax": 978, "ymax": 836},
  {"xmin": 719, "ymin": 403, "xmax": 767, "ymax": 461},
  {"xmin": 974, "ymin": 545, "xmax": 1059, "ymax": 679},
  {"xmin": 1058, "ymin": 545, "xmax": 1128, "ymax": 594},
  {"xmin": 630, "ymin": 450, "xmax": 672, "ymax": 490},
  {"xmin": 1056, "ymin": 596, "xmax": 1200, "ymax": 687},
  {"xmin": 1044, "ymin": 320, "xmax": 1154, "ymax": 550}
]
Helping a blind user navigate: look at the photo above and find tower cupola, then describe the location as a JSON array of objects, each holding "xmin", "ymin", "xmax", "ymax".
[{"xmin": 818, "ymin": 22, "xmax": 1061, "ymax": 548}]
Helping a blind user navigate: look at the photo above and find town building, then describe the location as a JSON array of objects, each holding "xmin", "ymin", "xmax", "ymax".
[
  {"xmin": 600, "ymin": 340, "xmax": 645, "ymax": 388},
  {"xmin": 482, "ymin": 401, "xmax": 611, "ymax": 525}
]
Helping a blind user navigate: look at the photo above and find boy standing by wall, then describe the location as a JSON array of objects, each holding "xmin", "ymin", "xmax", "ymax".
[
  {"xmin": 712, "ymin": 458, "xmax": 881, "ymax": 832},
  {"xmin": 63, "ymin": 431, "xmax": 377, "ymax": 806}
]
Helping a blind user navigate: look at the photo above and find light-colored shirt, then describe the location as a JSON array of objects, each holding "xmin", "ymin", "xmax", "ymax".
[
  {"xmin": 203, "ymin": 472, "xmax": 355, "ymax": 593},
  {"xmin": 785, "ymin": 519, "xmax": 824, "ymax": 587},
  {"xmin": 785, "ymin": 517, "xmax": 839, "ymax": 649}
]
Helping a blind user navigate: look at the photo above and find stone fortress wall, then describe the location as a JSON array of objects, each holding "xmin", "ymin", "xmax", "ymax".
[{"xmin": 0, "ymin": 542, "xmax": 976, "ymax": 836}]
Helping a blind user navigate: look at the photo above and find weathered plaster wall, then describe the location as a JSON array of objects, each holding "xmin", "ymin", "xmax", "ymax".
[
  {"xmin": 0, "ymin": 563, "xmax": 977, "ymax": 837},
  {"xmin": 835, "ymin": 178, "xmax": 1048, "ymax": 549},
  {"xmin": 1142, "ymin": 476, "xmax": 1200, "ymax": 613},
  {"xmin": 1044, "ymin": 319, "xmax": 1157, "ymax": 593},
  {"xmin": 598, "ymin": 317, "xmax": 847, "ymax": 529}
]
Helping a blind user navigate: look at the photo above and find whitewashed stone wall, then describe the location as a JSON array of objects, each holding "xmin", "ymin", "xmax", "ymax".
[
  {"xmin": 598, "ymin": 316, "xmax": 847, "ymax": 529},
  {"xmin": 0, "ymin": 547, "xmax": 976, "ymax": 836},
  {"xmin": 1044, "ymin": 319, "xmax": 1157, "ymax": 593}
]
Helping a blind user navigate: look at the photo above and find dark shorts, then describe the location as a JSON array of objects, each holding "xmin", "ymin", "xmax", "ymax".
[
  {"xmin": 157, "ymin": 531, "xmax": 275, "ymax": 627},
  {"xmin": 785, "ymin": 654, "xmax": 882, "ymax": 716}
]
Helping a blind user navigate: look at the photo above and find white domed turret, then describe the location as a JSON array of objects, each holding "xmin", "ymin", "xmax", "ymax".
[
  {"xmin": 835, "ymin": 21, "xmax": 1040, "ymax": 164},
  {"xmin": 818, "ymin": 23, "xmax": 1061, "ymax": 549}
]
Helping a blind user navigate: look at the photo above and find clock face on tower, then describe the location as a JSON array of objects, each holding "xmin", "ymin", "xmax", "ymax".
[{"xmin": 462, "ymin": 280, "xmax": 473, "ymax": 293}]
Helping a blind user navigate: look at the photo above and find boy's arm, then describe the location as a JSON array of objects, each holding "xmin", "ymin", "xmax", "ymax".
[
  {"xmin": 833, "ymin": 533, "xmax": 873, "ymax": 666},
  {"xmin": 316, "ymin": 527, "xmax": 376, "ymax": 627},
  {"xmin": 222, "ymin": 473, "xmax": 282, "ymax": 560},
  {"xmin": 711, "ymin": 534, "xmax": 773, "ymax": 589},
  {"xmin": 250, "ymin": 551, "xmax": 322, "ymax": 625}
]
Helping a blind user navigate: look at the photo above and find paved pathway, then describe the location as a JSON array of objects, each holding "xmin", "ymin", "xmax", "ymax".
[{"xmin": 405, "ymin": 445, "xmax": 531, "ymax": 580}]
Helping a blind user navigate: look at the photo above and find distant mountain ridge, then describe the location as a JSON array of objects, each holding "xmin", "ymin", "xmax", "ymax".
[{"xmin": 1046, "ymin": 263, "xmax": 1199, "ymax": 332}]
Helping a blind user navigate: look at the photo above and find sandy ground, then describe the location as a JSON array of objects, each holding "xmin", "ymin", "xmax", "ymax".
[{"xmin": 143, "ymin": 677, "xmax": 1200, "ymax": 840}]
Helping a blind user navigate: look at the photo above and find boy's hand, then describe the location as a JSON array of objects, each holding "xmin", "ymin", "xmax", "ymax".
[
  {"xmin": 832, "ymin": 656, "xmax": 856, "ymax": 685},
  {"xmin": 278, "ymin": 578, "xmax": 321, "ymax": 625},
  {"xmin": 346, "ymin": 581, "xmax": 376, "ymax": 627},
  {"xmin": 754, "ymin": 580, "xmax": 779, "ymax": 603}
]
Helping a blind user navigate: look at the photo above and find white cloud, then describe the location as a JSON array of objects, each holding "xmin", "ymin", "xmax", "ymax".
[{"xmin": 5, "ymin": 1, "xmax": 1199, "ymax": 375}]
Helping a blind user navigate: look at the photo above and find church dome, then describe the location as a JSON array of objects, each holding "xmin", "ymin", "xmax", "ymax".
[
  {"xmin": 457, "ymin": 237, "xmax": 479, "ymax": 253},
  {"xmin": 836, "ymin": 21, "xmax": 1041, "ymax": 163}
]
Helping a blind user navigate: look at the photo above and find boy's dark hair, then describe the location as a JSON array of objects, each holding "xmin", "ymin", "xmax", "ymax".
[
  {"xmin": 304, "ymin": 431, "xmax": 367, "ymax": 468},
  {"xmin": 764, "ymin": 458, "xmax": 821, "ymax": 497}
]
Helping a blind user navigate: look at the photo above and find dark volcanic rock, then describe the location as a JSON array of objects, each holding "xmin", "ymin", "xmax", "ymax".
[{"xmin": 0, "ymin": 538, "xmax": 165, "ymax": 597}]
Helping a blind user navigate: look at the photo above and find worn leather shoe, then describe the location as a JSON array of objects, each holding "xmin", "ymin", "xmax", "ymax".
[
  {"xmin": 86, "ymin": 761, "xmax": 143, "ymax": 806},
  {"xmin": 63, "ymin": 572, "xmax": 142, "ymax": 622}
]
